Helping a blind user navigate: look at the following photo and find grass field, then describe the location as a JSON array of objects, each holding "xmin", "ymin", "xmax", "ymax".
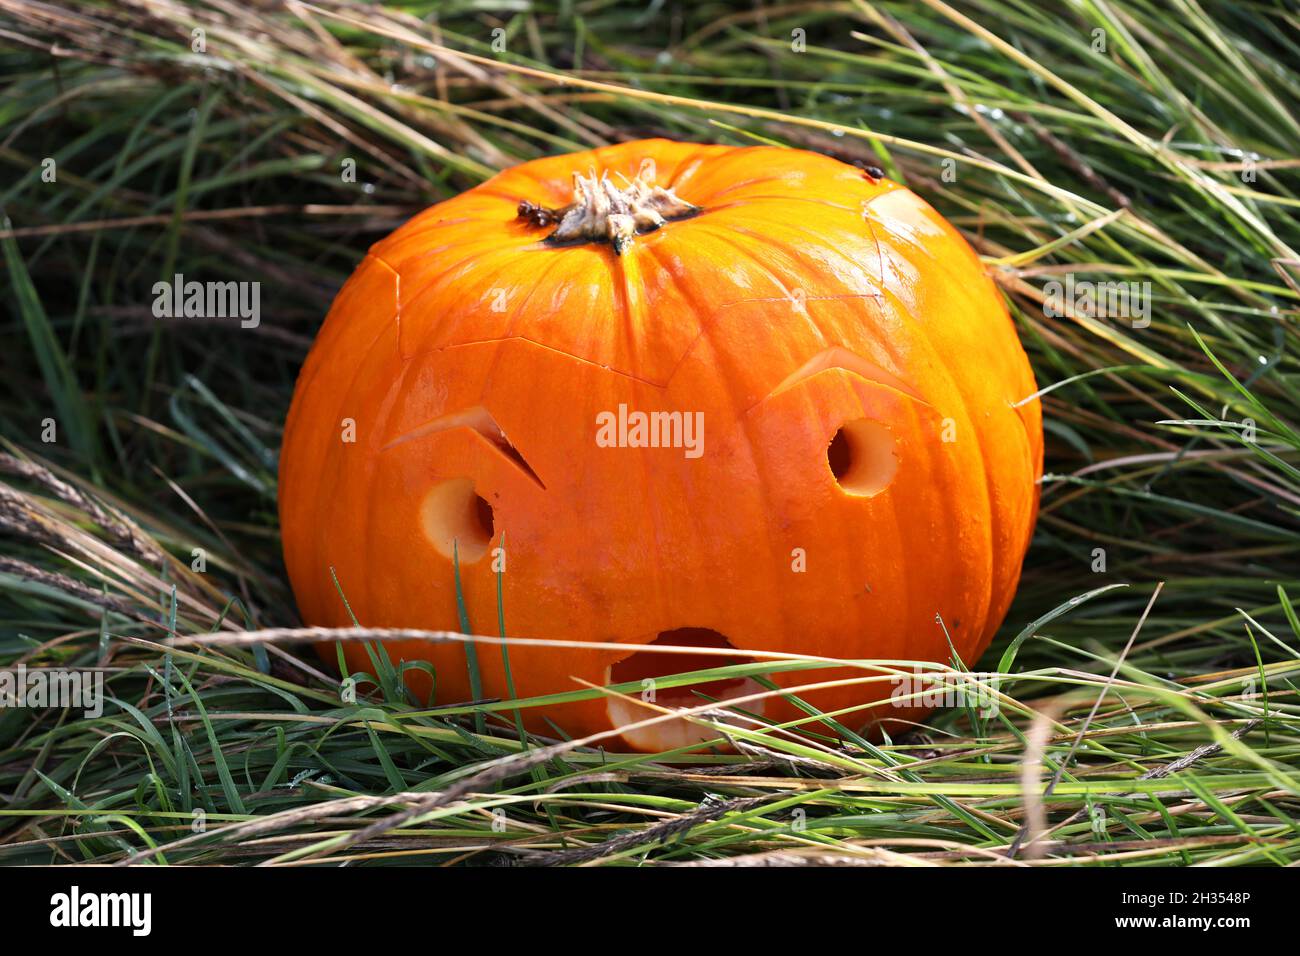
[{"xmin": 1, "ymin": 0, "xmax": 1299, "ymax": 866}]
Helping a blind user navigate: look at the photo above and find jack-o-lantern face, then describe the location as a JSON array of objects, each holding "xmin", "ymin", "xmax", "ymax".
[{"xmin": 279, "ymin": 140, "xmax": 1042, "ymax": 751}]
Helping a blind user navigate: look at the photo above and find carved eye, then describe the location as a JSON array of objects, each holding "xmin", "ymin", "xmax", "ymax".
[
  {"xmin": 827, "ymin": 419, "xmax": 898, "ymax": 497},
  {"xmin": 393, "ymin": 405, "xmax": 544, "ymax": 564},
  {"xmin": 421, "ymin": 478, "xmax": 496, "ymax": 561}
]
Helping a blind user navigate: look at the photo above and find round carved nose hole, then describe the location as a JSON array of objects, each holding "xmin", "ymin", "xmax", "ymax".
[
  {"xmin": 827, "ymin": 419, "xmax": 898, "ymax": 497},
  {"xmin": 420, "ymin": 478, "xmax": 495, "ymax": 562}
]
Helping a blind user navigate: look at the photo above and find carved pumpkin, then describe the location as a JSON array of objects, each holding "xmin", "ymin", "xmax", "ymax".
[{"xmin": 279, "ymin": 139, "xmax": 1042, "ymax": 751}]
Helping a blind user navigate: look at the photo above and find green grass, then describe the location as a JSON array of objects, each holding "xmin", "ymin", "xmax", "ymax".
[{"xmin": 1, "ymin": 0, "xmax": 1298, "ymax": 865}]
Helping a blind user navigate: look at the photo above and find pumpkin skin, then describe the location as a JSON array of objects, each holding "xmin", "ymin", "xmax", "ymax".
[{"xmin": 279, "ymin": 139, "xmax": 1042, "ymax": 751}]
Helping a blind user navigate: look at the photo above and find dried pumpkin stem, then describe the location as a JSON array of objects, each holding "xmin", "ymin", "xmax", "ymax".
[{"xmin": 518, "ymin": 159, "xmax": 698, "ymax": 254}]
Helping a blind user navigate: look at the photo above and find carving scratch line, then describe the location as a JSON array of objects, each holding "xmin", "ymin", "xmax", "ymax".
[
  {"xmin": 752, "ymin": 347, "xmax": 930, "ymax": 411},
  {"xmin": 381, "ymin": 405, "xmax": 546, "ymax": 489}
]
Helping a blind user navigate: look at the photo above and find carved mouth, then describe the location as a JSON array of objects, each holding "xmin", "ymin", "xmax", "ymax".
[{"xmin": 604, "ymin": 627, "xmax": 765, "ymax": 751}]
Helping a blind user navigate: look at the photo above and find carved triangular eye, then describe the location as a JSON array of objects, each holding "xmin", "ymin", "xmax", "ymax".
[
  {"xmin": 827, "ymin": 419, "xmax": 898, "ymax": 497},
  {"xmin": 760, "ymin": 346, "xmax": 926, "ymax": 408},
  {"xmin": 384, "ymin": 405, "xmax": 545, "ymax": 489}
]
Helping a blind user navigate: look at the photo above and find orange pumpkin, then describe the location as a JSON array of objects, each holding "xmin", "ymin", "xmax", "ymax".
[{"xmin": 279, "ymin": 139, "xmax": 1042, "ymax": 751}]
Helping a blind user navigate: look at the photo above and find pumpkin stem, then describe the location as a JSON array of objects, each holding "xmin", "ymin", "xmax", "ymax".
[{"xmin": 518, "ymin": 159, "xmax": 698, "ymax": 255}]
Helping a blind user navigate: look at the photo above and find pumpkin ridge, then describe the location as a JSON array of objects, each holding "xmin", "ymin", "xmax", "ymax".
[
  {"xmin": 377, "ymin": 236, "xmax": 503, "ymax": 306},
  {"xmin": 859, "ymin": 213, "xmax": 891, "ymax": 304},
  {"xmin": 698, "ymin": 208, "xmax": 931, "ymax": 667},
  {"xmin": 474, "ymin": 251, "xmax": 568, "ymax": 406},
  {"xmin": 288, "ymin": 255, "xmax": 399, "ymax": 406},
  {"xmin": 684, "ymin": 217, "xmax": 830, "ymax": 320},
  {"xmin": 866, "ymin": 216, "xmax": 986, "ymax": 304},
  {"xmin": 872, "ymin": 417, "xmax": 913, "ymax": 668},
  {"xmin": 688, "ymin": 174, "xmax": 820, "ymax": 204},
  {"xmin": 748, "ymin": 205, "xmax": 1003, "ymax": 652},
  {"xmin": 397, "ymin": 230, "xmax": 694, "ymax": 383},
  {"xmin": 682, "ymin": 145, "xmax": 889, "ymax": 204},
  {"xmin": 611, "ymin": 246, "xmax": 676, "ymax": 637},
  {"xmin": 663, "ymin": 158, "xmax": 709, "ymax": 194},
  {"xmin": 865, "ymin": 267, "xmax": 1003, "ymax": 650},
  {"xmin": 395, "ymin": 241, "xmax": 548, "ymax": 360},
  {"xmin": 698, "ymin": 192, "xmax": 862, "ymax": 213},
  {"xmin": 865, "ymin": 200, "xmax": 1040, "ymax": 645},
  {"xmin": 646, "ymin": 220, "xmax": 810, "ymax": 393},
  {"xmin": 320, "ymin": 323, "xmax": 403, "ymax": 628},
  {"xmin": 686, "ymin": 218, "xmax": 902, "ymax": 392},
  {"xmin": 723, "ymin": 214, "xmax": 889, "ymax": 301},
  {"xmin": 720, "ymin": 215, "xmax": 987, "ymax": 415},
  {"xmin": 280, "ymin": 260, "xmax": 399, "ymax": 625},
  {"xmin": 866, "ymin": 223, "xmax": 1033, "ymax": 414},
  {"xmin": 663, "ymin": 142, "xmax": 726, "ymax": 191},
  {"xmin": 432, "ymin": 336, "xmax": 668, "ymax": 387},
  {"xmin": 371, "ymin": 193, "xmax": 532, "ymax": 262},
  {"xmin": 639, "ymin": 236, "xmax": 794, "ymax": 656}
]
